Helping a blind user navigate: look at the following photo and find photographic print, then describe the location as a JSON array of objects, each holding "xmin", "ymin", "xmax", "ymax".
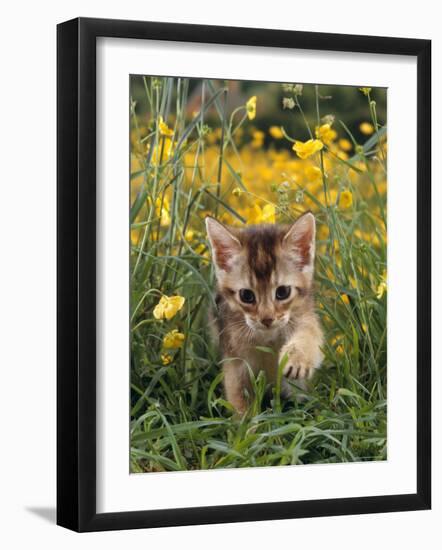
[{"xmin": 129, "ymin": 75, "xmax": 387, "ymax": 473}]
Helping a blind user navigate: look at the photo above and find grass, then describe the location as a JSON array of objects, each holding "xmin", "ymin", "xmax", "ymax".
[{"xmin": 129, "ymin": 77, "xmax": 387, "ymax": 472}]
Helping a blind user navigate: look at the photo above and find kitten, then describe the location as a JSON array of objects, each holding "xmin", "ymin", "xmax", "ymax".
[{"xmin": 205, "ymin": 212, "xmax": 323, "ymax": 415}]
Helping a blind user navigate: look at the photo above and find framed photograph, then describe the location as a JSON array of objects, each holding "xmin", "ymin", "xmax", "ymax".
[{"xmin": 57, "ymin": 17, "xmax": 431, "ymax": 532}]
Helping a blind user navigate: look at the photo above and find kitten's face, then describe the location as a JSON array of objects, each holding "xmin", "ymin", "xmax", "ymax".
[{"xmin": 206, "ymin": 213, "xmax": 316, "ymax": 335}]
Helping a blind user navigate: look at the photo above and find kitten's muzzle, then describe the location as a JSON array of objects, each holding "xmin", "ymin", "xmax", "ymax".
[{"xmin": 260, "ymin": 318, "xmax": 274, "ymax": 328}]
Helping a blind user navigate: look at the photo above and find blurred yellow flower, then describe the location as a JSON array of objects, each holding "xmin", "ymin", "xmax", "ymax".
[
  {"xmin": 293, "ymin": 139, "xmax": 323, "ymax": 159},
  {"xmin": 195, "ymin": 243, "xmax": 209, "ymax": 259},
  {"xmin": 359, "ymin": 87, "xmax": 372, "ymax": 96},
  {"xmin": 163, "ymin": 329, "xmax": 185, "ymax": 349},
  {"xmin": 359, "ymin": 122, "xmax": 374, "ymax": 135},
  {"xmin": 339, "ymin": 190, "xmax": 353, "ymax": 209},
  {"xmin": 185, "ymin": 228, "xmax": 195, "ymax": 241},
  {"xmin": 315, "ymin": 124, "xmax": 337, "ymax": 146},
  {"xmin": 153, "ymin": 295, "xmax": 185, "ymax": 320},
  {"xmin": 161, "ymin": 353, "xmax": 173, "ymax": 365},
  {"xmin": 376, "ymin": 272, "xmax": 387, "ymax": 299},
  {"xmin": 251, "ymin": 129, "xmax": 264, "ymax": 148},
  {"xmin": 304, "ymin": 165, "xmax": 322, "ymax": 184},
  {"xmin": 317, "ymin": 224, "xmax": 329, "ymax": 241},
  {"xmin": 338, "ymin": 138, "xmax": 352, "ymax": 152},
  {"xmin": 376, "ymin": 281, "xmax": 387, "ymax": 299},
  {"xmin": 269, "ymin": 126, "xmax": 284, "ymax": 139},
  {"xmin": 131, "ymin": 228, "xmax": 140, "ymax": 245},
  {"xmin": 158, "ymin": 116, "xmax": 174, "ymax": 136},
  {"xmin": 150, "ymin": 137, "xmax": 174, "ymax": 165},
  {"xmin": 340, "ymin": 294, "xmax": 350, "ymax": 306},
  {"xmin": 262, "ymin": 203, "xmax": 276, "ymax": 223},
  {"xmin": 154, "ymin": 196, "xmax": 171, "ymax": 226},
  {"xmin": 245, "ymin": 203, "xmax": 275, "ymax": 224},
  {"xmin": 246, "ymin": 96, "xmax": 257, "ymax": 120}
]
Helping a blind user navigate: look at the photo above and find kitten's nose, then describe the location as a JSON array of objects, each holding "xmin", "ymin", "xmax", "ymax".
[{"xmin": 261, "ymin": 318, "xmax": 274, "ymax": 328}]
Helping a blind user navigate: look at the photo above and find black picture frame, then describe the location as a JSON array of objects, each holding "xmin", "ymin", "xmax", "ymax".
[{"xmin": 57, "ymin": 17, "xmax": 431, "ymax": 532}]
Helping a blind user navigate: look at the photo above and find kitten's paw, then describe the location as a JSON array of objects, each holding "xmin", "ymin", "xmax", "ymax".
[{"xmin": 280, "ymin": 344, "xmax": 316, "ymax": 381}]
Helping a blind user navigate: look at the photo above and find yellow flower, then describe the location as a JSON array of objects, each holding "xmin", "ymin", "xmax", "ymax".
[
  {"xmin": 154, "ymin": 196, "xmax": 171, "ymax": 226},
  {"xmin": 269, "ymin": 126, "xmax": 284, "ymax": 139},
  {"xmin": 251, "ymin": 129, "xmax": 264, "ymax": 148},
  {"xmin": 246, "ymin": 96, "xmax": 257, "ymax": 120},
  {"xmin": 195, "ymin": 243, "xmax": 209, "ymax": 258},
  {"xmin": 245, "ymin": 204, "xmax": 262, "ymax": 224},
  {"xmin": 293, "ymin": 139, "xmax": 323, "ymax": 159},
  {"xmin": 376, "ymin": 280, "xmax": 387, "ymax": 299},
  {"xmin": 315, "ymin": 124, "xmax": 337, "ymax": 146},
  {"xmin": 185, "ymin": 228, "xmax": 195, "ymax": 241},
  {"xmin": 130, "ymin": 228, "xmax": 140, "ymax": 245},
  {"xmin": 163, "ymin": 329, "xmax": 185, "ymax": 349},
  {"xmin": 359, "ymin": 87, "xmax": 372, "ymax": 96},
  {"xmin": 153, "ymin": 295, "xmax": 185, "ymax": 320},
  {"xmin": 340, "ymin": 294, "xmax": 350, "ymax": 306},
  {"xmin": 261, "ymin": 203, "xmax": 276, "ymax": 223},
  {"xmin": 150, "ymin": 137, "xmax": 174, "ymax": 165},
  {"xmin": 158, "ymin": 116, "xmax": 174, "ymax": 136},
  {"xmin": 336, "ymin": 344, "xmax": 344, "ymax": 355},
  {"xmin": 304, "ymin": 165, "xmax": 322, "ymax": 184},
  {"xmin": 232, "ymin": 187, "xmax": 243, "ymax": 197},
  {"xmin": 339, "ymin": 190, "xmax": 353, "ymax": 209},
  {"xmin": 338, "ymin": 138, "xmax": 352, "ymax": 152},
  {"xmin": 245, "ymin": 203, "xmax": 276, "ymax": 224},
  {"xmin": 161, "ymin": 353, "xmax": 173, "ymax": 365},
  {"xmin": 317, "ymin": 224, "xmax": 329, "ymax": 241},
  {"xmin": 359, "ymin": 122, "xmax": 374, "ymax": 135},
  {"xmin": 361, "ymin": 323, "xmax": 368, "ymax": 334}
]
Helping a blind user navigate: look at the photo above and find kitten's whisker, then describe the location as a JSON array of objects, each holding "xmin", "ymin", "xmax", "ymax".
[{"xmin": 218, "ymin": 319, "xmax": 247, "ymax": 337}]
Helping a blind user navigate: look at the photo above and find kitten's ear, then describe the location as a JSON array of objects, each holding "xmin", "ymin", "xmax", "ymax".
[
  {"xmin": 205, "ymin": 217, "xmax": 242, "ymax": 272},
  {"xmin": 282, "ymin": 212, "xmax": 316, "ymax": 272}
]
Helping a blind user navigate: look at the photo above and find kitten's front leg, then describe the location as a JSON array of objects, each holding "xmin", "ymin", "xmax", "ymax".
[
  {"xmin": 279, "ymin": 317, "xmax": 324, "ymax": 383},
  {"xmin": 223, "ymin": 359, "xmax": 251, "ymax": 416}
]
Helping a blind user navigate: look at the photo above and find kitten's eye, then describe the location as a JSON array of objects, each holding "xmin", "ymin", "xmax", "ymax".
[
  {"xmin": 275, "ymin": 285, "xmax": 291, "ymax": 300},
  {"xmin": 239, "ymin": 288, "xmax": 256, "ymax": 304}
]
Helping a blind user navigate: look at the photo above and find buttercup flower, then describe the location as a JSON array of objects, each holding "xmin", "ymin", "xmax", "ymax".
[
  {"xmin": 340, "ymin": 294, "xmax": 350, "ymax": 306},
  {"xmin": 261, "ymin": 203, "xmax": 276, "ymax": 223},
  {"xmin": 246, "ymin": 96, "xmax": 257, "ymax": 120},
  {"xmin": 185, "ymin": 228, "xmax": 195, "ymax": 241},
  {"xmin": 339, "ymin": 138, "xmax": 352, "ymax": 152},
  {"xmin": 359, "ymin": 122, "xmax": 374, "ymax": 135},
  {"xmin": 245, "ymin": 203, "xmax": 276, "ymax": 224},
  {"xmin": 315, "ymin": 123, "xmax": 337, "ymax": 146},
  {"xmin": 304, "ymin": 165, "xmax": 322, "ymax": 184},
  {"xmin": 251, "ymin": 129, "xmax": 264, "ymax": 148},
  {"xmin": 158, "ymin": 116, "xmax": 174, "ymax": 136},
  {"xmin": 269, "ymin": 126, "xmax": 284, "ymax": 139},
  {"xmin": 161, "ymin": 353, "xmax": 173, "ymax": 365},
  {"xmin": 376, "ymin": 272, "xmax": 387, "ymax": 300},
  {"xmin": 153, "ymin": 295, "xmax": 185, "ymax": 320},
  {"xmin": 339, "ymin": 190, "xmax": 353, "ymax": 209},
  {"xmin": 163, "ymin": 329, "xmax": 185, "ymax": 349},
  {"xmin": 292, "ymin": 139, "xmax": 323, "ymax": 160},
  {"xmin": 359, "ymin": 87, "xmax": 372, "ymax": 96}
]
